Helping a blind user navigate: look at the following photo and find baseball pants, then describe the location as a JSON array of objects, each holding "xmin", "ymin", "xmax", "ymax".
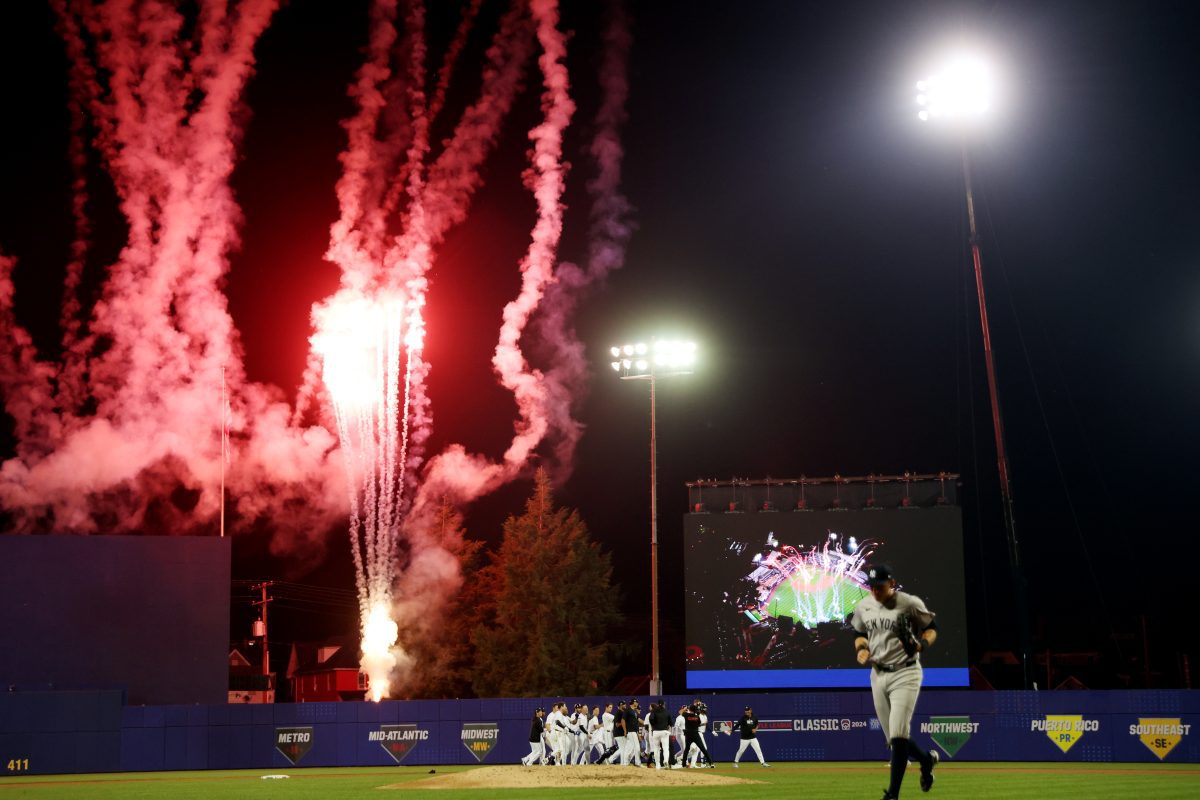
[
  {"xmin": 734, "ymin": 737, "xmax": 765, "ymax": 764},
  {"xmin": 870, "ymin": 663, "xmax": 923, "ymax": 740},
  {"xmin": 684, "ymin": 730, "xmax": 713, "ymax": 765},
  {"xmin": 521, "ymin": 741, "xmax": 544, "ymax": 766},
  {"xmin": 650, "ymin": 730, "xmax": 671, "ymax": 767},
  {"xmin": 621, "ymin": 732, "xmax": 641, "ymax": 765},
  {"xmin": 688, "ymin": 732, "xmax": 710, "ymax": 766}
]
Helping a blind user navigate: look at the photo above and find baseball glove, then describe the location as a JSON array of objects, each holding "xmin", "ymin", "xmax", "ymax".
[{"xmin": 896, "ymin": 614, "xmax": 922, "ymax": 658}]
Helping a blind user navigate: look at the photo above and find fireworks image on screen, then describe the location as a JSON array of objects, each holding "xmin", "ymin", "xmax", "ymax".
[
  {"xmin": 696, "ymin": 531, "xmax": 878, "ymax": 668},
  {"xmin": 747, "ymin": 532, "xmax": 875, "ymax": 629}
]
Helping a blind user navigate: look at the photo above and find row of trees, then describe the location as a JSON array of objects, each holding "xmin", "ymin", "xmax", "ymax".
[{"xmin": 397, "ymin": 469, "xmax": 624, "ymax": 698}]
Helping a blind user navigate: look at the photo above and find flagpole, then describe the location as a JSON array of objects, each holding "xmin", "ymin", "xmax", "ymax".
[{"xmin": 220, "ymin": 365, "xmax": 226, "ymax": 539}]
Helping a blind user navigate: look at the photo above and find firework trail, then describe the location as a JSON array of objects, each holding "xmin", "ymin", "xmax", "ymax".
[
  {"xmin": 533, "ymin": 1, "xmax": 634, "ymax": 482},
  {"xmin": 0, "ymin": 0, "xmax": 634, "ymax": 701},
  {"xmin": 310, "ymin": 0, "xmax": 623, "ymax": 699},
  {"xmin": 0, "ymin": 1, "xmax": 354, "ymax": 548}
]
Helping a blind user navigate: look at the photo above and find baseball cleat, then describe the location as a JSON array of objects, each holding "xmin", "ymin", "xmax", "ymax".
[
  {"xmin": 732, "ymin": 762, "xmax": 738, "ymax": 768},
  {"xmin": 761, "ymin": 762, "xmax": 772, "ymax": 767},
  {"xmin": 880, "ymin": 791, "xmax": 898, "ymax": 800},
  {"xmin": 920, "ymin": 749, "xmax": 939, "ymax": 792}
]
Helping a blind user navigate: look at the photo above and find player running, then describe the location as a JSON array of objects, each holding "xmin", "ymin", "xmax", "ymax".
[
  {"xmin": 521, "ymin": 707, "xmax": 546, "ymax": 766},
  {"xmin": 851, "ymin": 563, "xmax": 940, "ymax": 799}
]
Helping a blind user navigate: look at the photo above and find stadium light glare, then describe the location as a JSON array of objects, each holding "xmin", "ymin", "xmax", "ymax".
[{"xmin": 915, "ymin": 53, "xmax": 995, "ymax": 124}]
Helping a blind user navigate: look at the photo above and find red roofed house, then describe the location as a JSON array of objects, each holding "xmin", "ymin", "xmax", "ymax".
[{"xmin": 286, "ymin": 636, "xmax": 369, "ymax": 702}]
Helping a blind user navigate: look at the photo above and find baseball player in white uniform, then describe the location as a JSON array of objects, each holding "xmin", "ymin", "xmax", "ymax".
[
  {"xmin": 573, "ymin": 705, "xmax": 590, "ymax": 764},
  {"xmin": 546, "ymin": 703, "xmax": 569, "ymax": 765},
  {"xmin": 598, "ymin": 701, "xmax": 625, "ymax": 763},
  {"xmin": 671, "ymin": 705, "xmax": 687, "ymax": 767},
  {"xmin": 588, "ymin": 706, "xmax": 606, "ymax": 763},
  {"xmin": 601, "ymin": 702, "xmax": 617, "ymax": 762},
  {"xmin": 851, "ymin": 563, "xmax": 940, "ymax": 799}
]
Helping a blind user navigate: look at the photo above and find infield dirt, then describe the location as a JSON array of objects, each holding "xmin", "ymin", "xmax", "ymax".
[{"xmin": 394, "ymin": 764, "xmax": 767, "ymax": 789}]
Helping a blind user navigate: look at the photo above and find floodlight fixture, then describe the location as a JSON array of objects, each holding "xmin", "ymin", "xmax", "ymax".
[
  {"xmin": 915, "ymin": 53, "xmax": 995, "ymax": 123},
  {"xmin": 609, "ymin": 338, "xmax": 697, "ymax": 380}
]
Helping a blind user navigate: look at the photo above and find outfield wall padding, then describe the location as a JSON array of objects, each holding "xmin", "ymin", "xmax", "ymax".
[{"xmin": 2, "ymin": 689, "xmax": 1195, "ymax": 775}]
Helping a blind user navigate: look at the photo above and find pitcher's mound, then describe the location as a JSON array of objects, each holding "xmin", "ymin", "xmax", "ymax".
[{"xmin": 395, "ymin": 764, "xmax": 766, "ymax": 789}]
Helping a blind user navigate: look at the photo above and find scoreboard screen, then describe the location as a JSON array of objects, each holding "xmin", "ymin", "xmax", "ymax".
[{"xmin": 683, "ymin": 507, "xmax": 969, "ymax": 689}]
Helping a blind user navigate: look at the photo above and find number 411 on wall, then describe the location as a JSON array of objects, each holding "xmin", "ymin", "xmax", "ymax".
[{"xmin": 7, "ymin": 758, "xmax": 30, "ymax": 771}]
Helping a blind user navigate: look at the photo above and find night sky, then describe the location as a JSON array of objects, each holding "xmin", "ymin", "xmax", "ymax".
[{"xmin": 1, "ymin": 1, "xmax": 1198, "ymax": 691}]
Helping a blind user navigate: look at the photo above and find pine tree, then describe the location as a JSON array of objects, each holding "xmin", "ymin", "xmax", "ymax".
[{"xmin": 471, "ymin": 468, "xmax": 622, "ymax": 696}]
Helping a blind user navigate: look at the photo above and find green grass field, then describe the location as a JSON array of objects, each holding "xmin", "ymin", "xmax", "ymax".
[{"xmin": 3, "ymin": 762, "xmax": 1199, "ymax": 800}]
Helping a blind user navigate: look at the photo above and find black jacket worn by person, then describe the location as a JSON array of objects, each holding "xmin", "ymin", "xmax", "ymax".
[
  {"xmin": 649, "ymin": 708, "xmax": 672, "ymax": 731},
  {"xmin": 681, "ymin": 706, "xmax": 714, "ymax": 763},
  {"xmin": 736, "ymin": 714, "xmax": 759, "ymax": 739}
]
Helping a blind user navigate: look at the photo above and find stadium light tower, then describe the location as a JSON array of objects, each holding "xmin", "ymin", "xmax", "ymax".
[
  {"xmin": 609, "ymin": 338, "xmax": 697, "ymax": 696},
  {"xmin": 916, "ymin": 51, "xmax": 1029, "ymax": 686}
]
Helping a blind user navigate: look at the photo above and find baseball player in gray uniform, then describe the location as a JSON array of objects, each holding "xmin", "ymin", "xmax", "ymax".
[{"xmin": 851, "ymin": 563, "xmax": 940, "ymax": 799}]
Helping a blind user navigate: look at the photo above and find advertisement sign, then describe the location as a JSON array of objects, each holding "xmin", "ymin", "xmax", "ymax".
[
  {"xmin": 1130, "ymin": 718, "xmax": 1191, "ymax": 761},
  {"xmin": 370, "ymin": 724, "xmax": 429, "ymax": 764},
  {"xmin": 461, "ymin": 722, "xmax": 499, "ymax": 762},
  {"xmin": 274, "ymin": 727, "xmax": 314, "ymax": 765},
  {"xmin": 1032, "ymin": 715, "xmax": 1099, "ymax": 754},
  {"xmin": 920, "ymin": 716, "xmax": 978, "ymax": 758}
]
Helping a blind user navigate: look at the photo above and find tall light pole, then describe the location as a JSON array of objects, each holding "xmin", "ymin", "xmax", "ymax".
[
  {"xmin": 917, "ymin": 53, "xmax": 1029, "ymax": 686},
  {"xmin": 610, "ymin": 338, "xmax": 697, "ymax": 697}
]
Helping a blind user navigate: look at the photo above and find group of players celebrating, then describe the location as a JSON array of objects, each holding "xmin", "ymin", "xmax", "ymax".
[
  {"xmin": 520, "ymin": 562, "xmax": 940, "ymax": 800},
  {"xmin": 522, "ymin": 698, "xmax": 768, "ymax": 770}
]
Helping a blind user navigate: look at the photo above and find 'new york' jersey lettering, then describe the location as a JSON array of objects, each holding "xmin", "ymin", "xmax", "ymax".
[{"xmin": 851, "ymin": 591, "xmax": 935, "ymax": 668}]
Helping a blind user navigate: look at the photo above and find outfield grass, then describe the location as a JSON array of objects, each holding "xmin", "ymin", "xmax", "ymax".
[{"xmin": 2, "ymin": 762, "xmax": 1198, "ymax": 800}]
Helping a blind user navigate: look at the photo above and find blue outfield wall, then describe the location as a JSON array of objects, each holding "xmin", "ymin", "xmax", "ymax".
[{"xmin": 2, "ymin": 689, "xmax": 1197, "ymax": 775}]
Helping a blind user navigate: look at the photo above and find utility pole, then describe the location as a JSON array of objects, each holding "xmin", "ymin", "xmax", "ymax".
[
  {"xmin": 251, "ymin": 581, "xmax": 275, "ymax": 678},
  {"xmin": 648, "ymin": 373, "xmax": 660, "ymax": 697}
]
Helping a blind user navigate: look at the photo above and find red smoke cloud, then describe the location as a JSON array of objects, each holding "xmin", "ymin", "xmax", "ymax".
[
  {"xmin": 0, "ymin": 0, "xmax": 351, "ymax": 551},
  {"xmin": 0, "ymin": 0, "xmax": 633, "ymax": 691}
]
